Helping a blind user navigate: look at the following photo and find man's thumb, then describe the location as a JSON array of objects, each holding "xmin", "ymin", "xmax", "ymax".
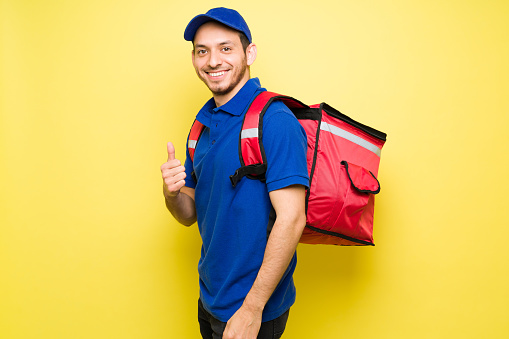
[{"xmin": 167, "ymin": 142, "xmax": 176, "ymax": 161}]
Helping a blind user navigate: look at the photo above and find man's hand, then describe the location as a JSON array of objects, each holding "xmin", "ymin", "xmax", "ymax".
[
  {"xmin": 223, "ymin": 304, "xmax": 262, "ymax": 339},
  {"xmin": 161, "ymin": 142, "xmax": 187, "ymax": 198},
  {"xmin": 160, "ymin": 142, "xmax": 196, "ymax": 226}
]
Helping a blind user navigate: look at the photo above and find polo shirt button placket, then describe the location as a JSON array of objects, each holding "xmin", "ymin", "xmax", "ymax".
[
  {"xmin": 212, "ymin": 122, "xmax": 218, "ymax": 144},
  {"xmin": 210, "ymin": 117, "xmax": 217, "ymax": 146}
]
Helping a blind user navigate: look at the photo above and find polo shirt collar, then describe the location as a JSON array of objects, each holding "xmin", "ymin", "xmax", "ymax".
[{"xmin": 196, "ymin": 78, "xmax": 264, "ymax": 127}]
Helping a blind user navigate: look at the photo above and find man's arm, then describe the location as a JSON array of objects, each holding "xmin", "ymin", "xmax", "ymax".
[
  {"xmin": 161, "ymin": 142, "xmax": 197, "ymax": 226},
  {"xmin": 223, "ymin": 184, "xmax": 306, "ymax": 339}
]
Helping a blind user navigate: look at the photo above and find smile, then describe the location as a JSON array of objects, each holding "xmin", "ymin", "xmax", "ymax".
[{"xmin": 207, "ymin": 71, "xmax": 228, "ymax": 77}]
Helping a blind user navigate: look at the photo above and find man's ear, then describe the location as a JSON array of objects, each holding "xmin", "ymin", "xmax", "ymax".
[
  {"xmin": 246, "ymin": 43, "xmax": 257, "ymax": 66},
  {"xmin": 191, "ymin": 50, "xmax": 195, "ymax": 64}
]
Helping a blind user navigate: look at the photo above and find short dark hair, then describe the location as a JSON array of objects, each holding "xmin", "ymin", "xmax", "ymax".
[{"xmin": 238, "ymin": 32, "xmax": 250, "ymax": 52}]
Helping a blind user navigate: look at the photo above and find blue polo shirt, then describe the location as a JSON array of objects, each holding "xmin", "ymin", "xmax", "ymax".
[{"xmin": 184, "ymin": 78, "xmax": 309, "ymax": 322}]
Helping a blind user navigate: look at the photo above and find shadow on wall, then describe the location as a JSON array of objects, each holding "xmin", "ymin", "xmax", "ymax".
[
  {"xmin": 294, "ymin": 242, "xmax": 376, "ymax": 316},
  {"xmin": 297, "ymin": 243, "xmax": 374, "ymax": 283}
]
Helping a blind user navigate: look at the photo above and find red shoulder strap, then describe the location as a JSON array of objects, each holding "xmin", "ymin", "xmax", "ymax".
[
  {"xmin": 188, "ymin": 119, "xmax": 204, "ymax": 162},
  {"xmin": 240, "ymin": 91, "xmax": 307, "ymax": 167},
  {"xmin": 230, "ymin": 91, "xmax": 307, "ymax": 187}
]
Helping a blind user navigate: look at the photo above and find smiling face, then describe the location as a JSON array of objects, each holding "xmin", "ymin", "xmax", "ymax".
[{"xmin": 192, "ymin": 21, "xmax": 257, "ymax": 106}]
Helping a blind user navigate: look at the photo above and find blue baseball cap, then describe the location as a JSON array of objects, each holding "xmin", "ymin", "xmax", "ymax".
[{"xmin": 184, "ymin": 7, "xmax": 252, "ymax": 43}]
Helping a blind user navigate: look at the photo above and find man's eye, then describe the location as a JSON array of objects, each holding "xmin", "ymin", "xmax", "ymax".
[
  {"xmin": 222, "ymin": 47, "xmax": 231, "ymax": 52},
  {"xmin": 197, "ymin": 50, "xmax": 207, "ymax": 55}
]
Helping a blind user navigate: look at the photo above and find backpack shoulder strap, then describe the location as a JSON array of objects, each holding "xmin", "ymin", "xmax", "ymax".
[
  {"xmin": 229, "ymin": 91, "xmax": 307, "ymax": 187},
  {"xmin": 188, "ymin": 119, "xmax": 205, "ymax": 162}
]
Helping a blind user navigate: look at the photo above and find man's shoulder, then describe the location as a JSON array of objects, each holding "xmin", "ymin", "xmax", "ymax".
[
  {"xmin": 263, "ymin": 99, "xmax": 296, "ymax": 120},
  {"xmin": 261, "ymin": 98, "xmax": 306, "ymax": 144},
  {"xmin": 261, "ymin": 99, "xmax": 302, "ymax": 132}
]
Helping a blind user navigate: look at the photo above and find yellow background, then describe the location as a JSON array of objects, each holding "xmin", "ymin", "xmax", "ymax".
[{"xmin": 2, "ymin": 0, "xmax": 508, "ymax": 338}]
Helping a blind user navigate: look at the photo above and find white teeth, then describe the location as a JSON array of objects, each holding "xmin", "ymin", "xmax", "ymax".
[{"xmin": 209, "ymin": 71, "xmax": 225, "ymax": 77}]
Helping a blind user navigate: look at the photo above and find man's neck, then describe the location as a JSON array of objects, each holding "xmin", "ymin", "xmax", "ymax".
[{"xmin": 213, "ymin": 76, "xmax": 250, "ymax": 107}]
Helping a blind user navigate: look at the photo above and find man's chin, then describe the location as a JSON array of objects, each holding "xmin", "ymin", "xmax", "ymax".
[
  {"xmin": 207, "ymin": 84, "xmax": 232, "ymax": 97},
  {"xmin": 200, "ymin": 78, "xmax": 225, "ymax": 93},
  {"xmin": 211, "ymin": 89, "xmax": 232, "ymax": 98}
]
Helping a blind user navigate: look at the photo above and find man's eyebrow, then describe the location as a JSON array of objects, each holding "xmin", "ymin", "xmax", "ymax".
[{"xmin": 194, "ymin": 40, "xmax": 235, "ymax": 49}]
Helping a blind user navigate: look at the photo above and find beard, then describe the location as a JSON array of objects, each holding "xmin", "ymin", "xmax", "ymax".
[{"xmin": 196, "ymin": 56, "xmax": 249, "ymax": 97}]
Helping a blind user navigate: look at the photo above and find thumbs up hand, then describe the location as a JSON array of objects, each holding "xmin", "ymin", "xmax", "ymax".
[
  {"xmin": 167, "ymin": 141, "xmax": 176, "ymax": 161},
  {"xmin": 161, "ymin": 142, "xmax": 187, "ymax": 198}
]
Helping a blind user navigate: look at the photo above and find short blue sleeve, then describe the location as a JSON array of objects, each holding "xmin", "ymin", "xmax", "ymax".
[{"xmin": 262, "ymin": 102, "xmax": 309, "ymax": 192}]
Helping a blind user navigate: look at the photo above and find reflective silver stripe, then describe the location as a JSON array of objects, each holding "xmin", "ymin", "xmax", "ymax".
[
  {"xmin": 241, "ymin": 128, "xmax": 258, "ymax": 139},
  {"xmin": 188, "ymin": 140, "xmax": 197, "ymax": 149},
  {"xmin": 320, "ymin": 121, "xmax": 381, "ymax": 157}
]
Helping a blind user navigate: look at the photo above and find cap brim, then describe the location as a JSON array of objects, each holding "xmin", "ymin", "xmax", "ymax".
[{"xmin": 184, "ymin": 14, "xmax": 215, "ymax": 41}]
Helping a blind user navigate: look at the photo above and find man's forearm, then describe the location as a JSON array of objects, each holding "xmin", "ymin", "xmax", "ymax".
[
  {"xmin": 222, "ymin": 185, "xmax": 306, "ymax": 338},
  {"xmin": 163, "ymin": 186, "xmax": 197, "ymax": 226},
  {"xmin": 243, "ymin": 212, "xmax": 306, "ymax": 312},
  {"xmin": 222, "ymin": 212, "xmax": 305, "ymax": 338}
]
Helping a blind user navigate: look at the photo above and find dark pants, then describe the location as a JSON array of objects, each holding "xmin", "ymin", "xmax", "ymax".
[{"xmin": 198, "ymin": 299, "xmax": 290, "ymax": 339}]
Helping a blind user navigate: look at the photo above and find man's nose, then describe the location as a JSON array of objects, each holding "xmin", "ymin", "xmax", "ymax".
[{"xmin": 208, "ymin": 50, "xmax": 222, "ymax": 68}]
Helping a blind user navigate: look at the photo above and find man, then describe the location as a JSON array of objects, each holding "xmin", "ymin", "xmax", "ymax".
[{"xmin": 161, "ymin": 7, "xmax": 309, "ymax": 339}]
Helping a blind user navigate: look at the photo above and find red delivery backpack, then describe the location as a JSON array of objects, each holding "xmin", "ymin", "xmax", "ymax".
[{"xmin": 188, "ymin": 91, "xmax": 387, "ymax": 246}]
